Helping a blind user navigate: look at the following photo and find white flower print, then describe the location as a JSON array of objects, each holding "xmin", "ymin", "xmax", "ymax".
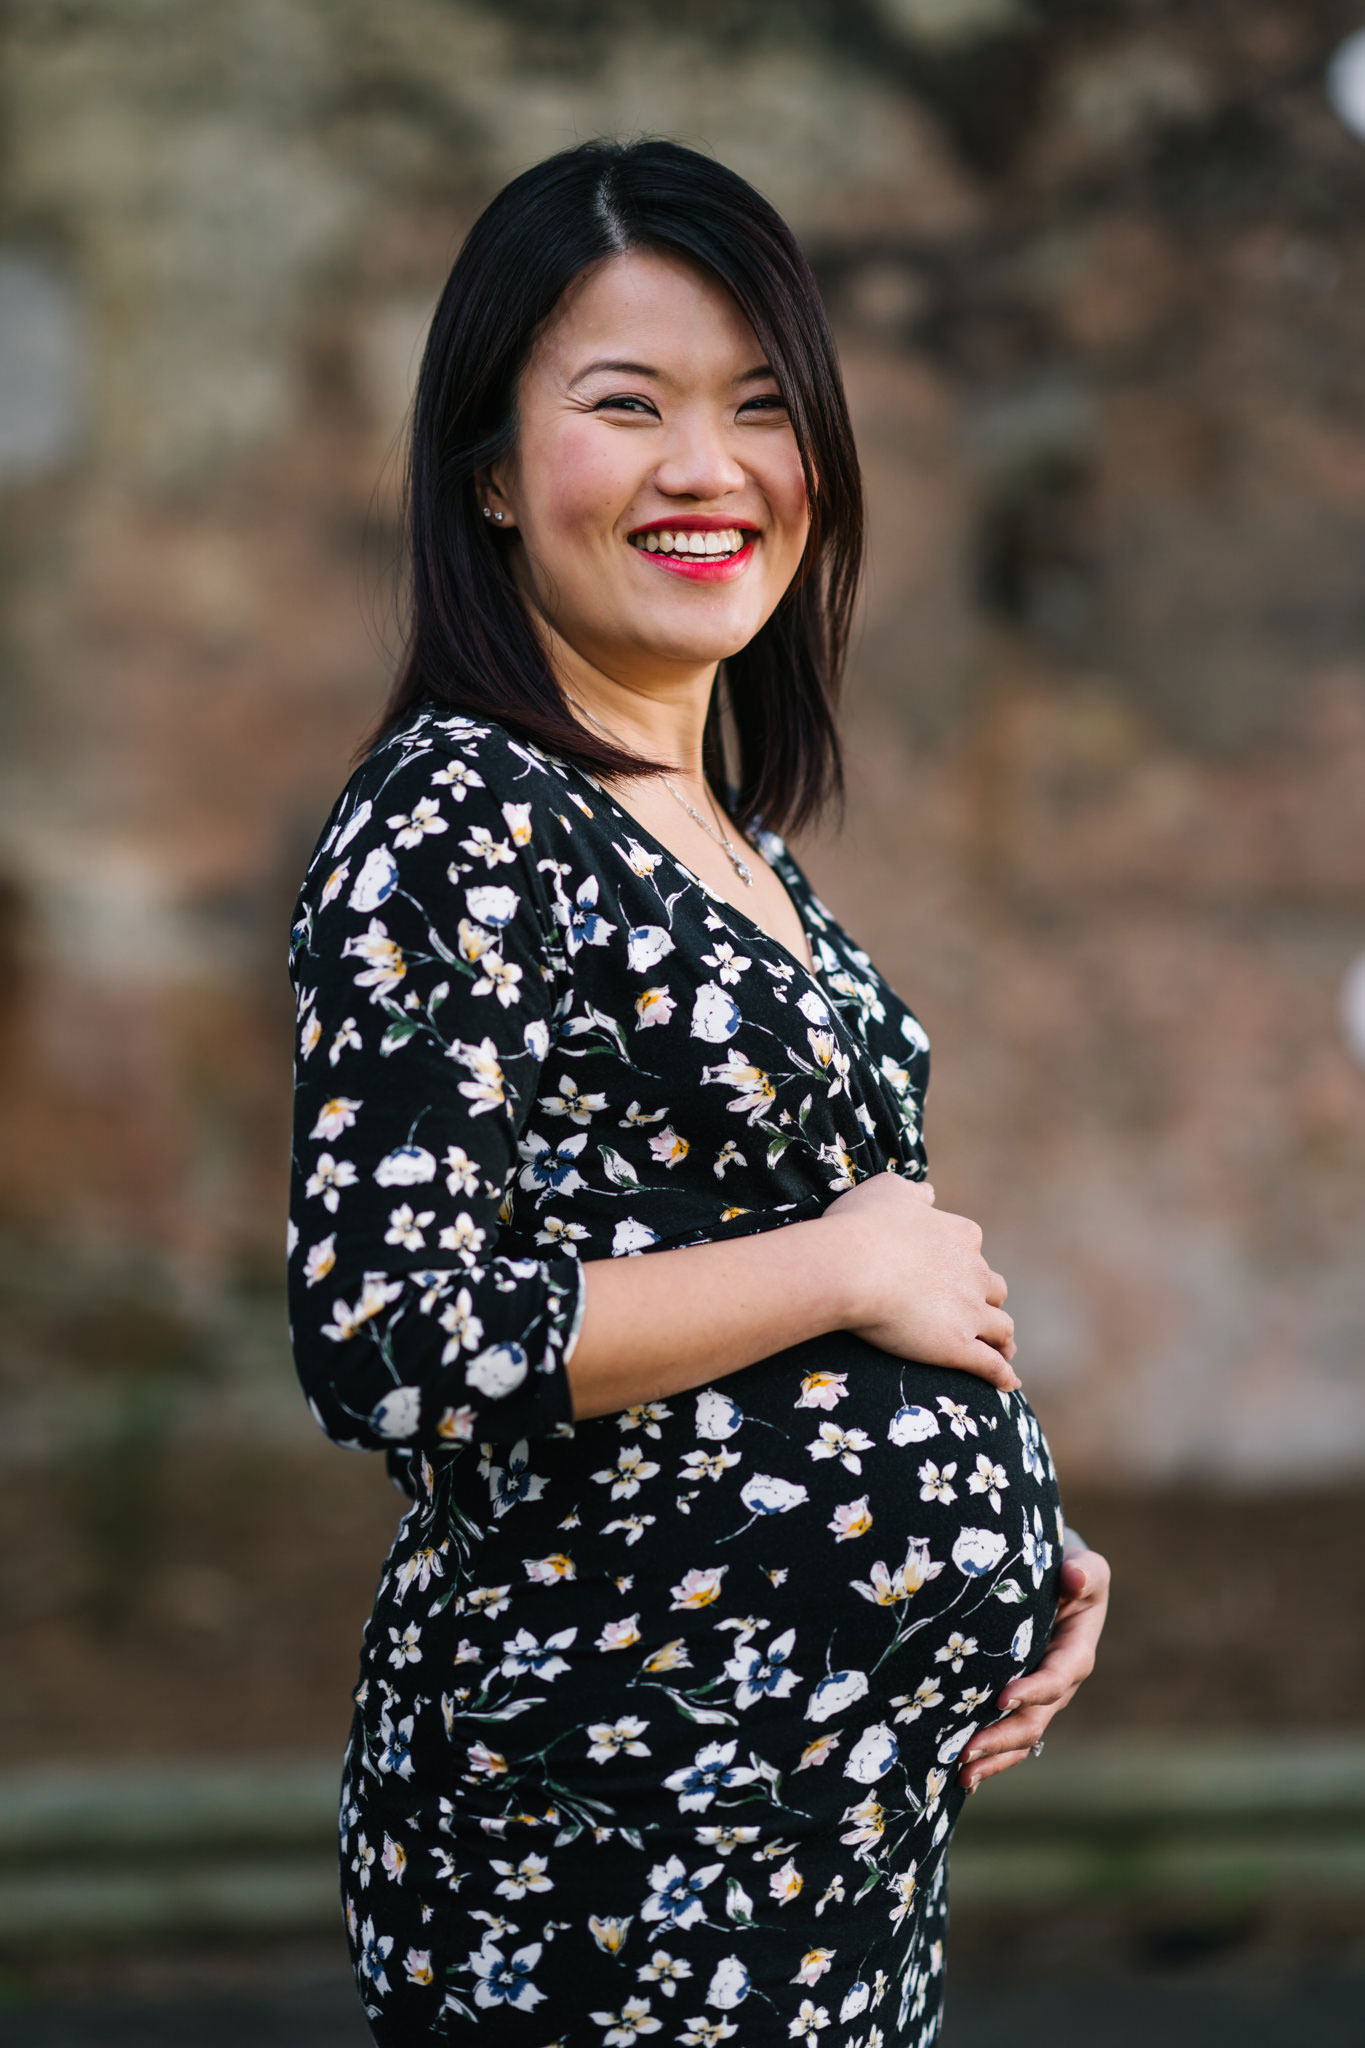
[
  {"xmin": 634, "ymin": 985, "xmax": 676, "ymax": 1028},
  {"xmin": 387, "ymin": 797, "xmax": 447, "ymax": 848},
  {"xmin": 952, "ymin": 1526, "xmax": 1008, "ymax": 1576},
  {"xmin": 449, "ymin": 1035, "xmax": 506, "ymax": 1115},
  {"xmin": 306, "ymin": 1152, "xmax": 357, "ymax": 1211},
  {"xmin": 586, "ymin": 1716, "xmax": 652, "ymax": 1764},
  {"xmin": 636, "ymin": 1949, "xmax": 692, "ymax": 1999},
  {"xmin": 828, "ymin": 1496, "xmax": 872, "ymax": 1541},
  {"xmin": 441, "ymin": 1143, "xmax": 480, "ymax": 1197},
  {"xmin": 701, "ymin": 941, "xmax": 751, "ymax": 985},
  {"xmin": 595, "ymin": 1614, "xmax": 640, "ymax": 1651},
  {"xmin": 302, "ymin": 1235, "xmax": 336, "ymax": 1287},
  {"xmin": 328, "ymin": 1015, "xmax": 362, "ymax": 1065},
  {"xmin": 700, "ymin": 1046, "xmax": 775, "ymax": 1120},
  {"xmin": 680, "ymin": 1448, "xmax": 741, "ymax": 1483},
  {"xmin": 591, "ymin": 1995, "xmax": 663, "ymax": 2044},
  {"xmin": 669, "ymin": 1566, "xmax": 727, "ymax": 1610},
  {"xmin": 348, "ymin": 845, "xmax": 397, "ymax": 913},
  {"xmin": 471, "ymin": 950, "xmax": 523, "ymax": 1006},
  {"xmin": 679, "ymin": 2019, "xmax": 737, "ymax": 2046},
  {"xmin": 850, "ymin": 1537, "xmax": 943, "ymax": 1607},
  {"xmin": 918, "ymin": 1459, "xmax": 958, "ymax": 1504},
  {"xmin": 937, "ymin": 1395, "xmax": 980, "ymax": 1441},
  {"xmin": 769, "ymin": 1861, "xmax": 804, "ymax": 1908},
  {"xmin": 343, "ymin": 918, "xmax": 407, "ymax": 998},
  {"xmin": 935, "ymin": 1633, "xmax": 978, "ymax": 1674},
  {"xmin": 967, "ymin": 1451, "xmax": 1009, "ymax": 1513},
  {"xmin": 374, "ymin": 1143, "xmax": 437, "ymax": 1186},
  {"xmin": 539, "ymin": 1076, "xmax": 607, "ymax": 1123},
  {"xmin": 647, "ymin": 1124, "xmax": 694, "ymax": 1174},
  {"xmin": 320, "ymin": 1277, "xmax": 403, "ymax": 1343},
  {"xmin": 807, "ymin": 1422, "xmax": 875, "ymax": 1475},
  {"xmin": 593, "ymin": 1446, "xmax": 662, "ymax": 1499},
  {"xmin": 430, "ymin": 757, "xmax": 483, "ymax": 799},
  {"xmin": 891, "ymin": 1677, "xmax": 944, "ymax": 1723},
  {"xmin": 804, "ymin": 1668, "xmax": 873, "ymax": 1730},
  {"xmin": 384, "ymin": 1203, "xmax": 433, "ymax": 1250},
  {"xmin": 309, "ymin": 1095, "xmax": 361, "ymax": 1141},
  {"xmin": 588, "ymin": 1915, "xmax": 634, "ymax": 1955},
  {"xmin": 888, "ymin": 1403, "xmax": 940, "ymax": 1444},
  {"xmin": 491, "ymin": 1851, "xmax": 552, "ymax": 1899},
  {"xmin": 797, "ymin": 1371, "xmax": 848, "ymax": 1410}
]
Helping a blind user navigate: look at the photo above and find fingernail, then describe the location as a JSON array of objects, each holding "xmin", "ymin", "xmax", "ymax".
[{"xmin": 965, "ymin": 1776, "xmax": 978, "ymax": 1793}]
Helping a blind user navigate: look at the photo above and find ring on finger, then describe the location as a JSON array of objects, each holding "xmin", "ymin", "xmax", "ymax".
[{"xmin": 1030, "ymin": 1740, "xmax": 1045, "ymax": 1758}]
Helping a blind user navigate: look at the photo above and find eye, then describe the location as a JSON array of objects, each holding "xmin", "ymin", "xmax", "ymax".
[{"xmin": 592, "ymin": 394, "xmax": 659, "ymax": 417}]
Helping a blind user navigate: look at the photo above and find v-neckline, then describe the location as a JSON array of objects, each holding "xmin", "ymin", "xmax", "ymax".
[{"xmin": 563, "ymin": 760, "xmax": 822, "ymax": 985}]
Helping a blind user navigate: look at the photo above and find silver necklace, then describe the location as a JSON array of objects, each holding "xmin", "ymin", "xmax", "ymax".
[{"xmin": 566, "ymin": 691, "xmax": 755, "ymax": 887}]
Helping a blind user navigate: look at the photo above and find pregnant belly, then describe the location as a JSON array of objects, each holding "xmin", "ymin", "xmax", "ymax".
[{"xmin": 359, "ymin": 1334, "xmax": 1064, "ymax": 1836}]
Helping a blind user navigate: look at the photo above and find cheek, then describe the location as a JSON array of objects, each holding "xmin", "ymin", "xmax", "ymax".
[
  {"xmin": 527, "ymin": 424, "xmax": 635, "ymax": 549},
  {"xmin": 764, "ymin": 446, "xmax": 813, "ymax": 564}
]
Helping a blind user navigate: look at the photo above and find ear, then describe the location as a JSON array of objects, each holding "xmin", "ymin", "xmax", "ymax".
[{"xmin": 475, "ymin": 465, "xmax": 515, "ymax": 532}]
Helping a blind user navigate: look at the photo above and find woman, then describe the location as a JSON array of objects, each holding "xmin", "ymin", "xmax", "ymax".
[{"xmin": 287, "ymin": 139, "xmax": 1109, "ymax": 2047}]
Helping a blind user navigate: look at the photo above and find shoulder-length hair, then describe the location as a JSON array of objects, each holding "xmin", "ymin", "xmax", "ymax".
[{"xmin": 369, "ymin": 138, "xmax": 864, "ymax": 836}]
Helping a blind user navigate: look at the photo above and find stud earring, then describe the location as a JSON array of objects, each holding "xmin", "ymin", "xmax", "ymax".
[
  {"xmin": 482, "ymin": 505, "xmax": 491, "ymax": 519},
  {"xmin": 494, "ymin": 511, "xmax": 505, "ymax": 523}
]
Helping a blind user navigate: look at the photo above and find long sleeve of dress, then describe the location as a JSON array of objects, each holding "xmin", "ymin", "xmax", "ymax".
[{"xmin": 286, "ymin": 738, "xmax": 585, "ymax": 1454}]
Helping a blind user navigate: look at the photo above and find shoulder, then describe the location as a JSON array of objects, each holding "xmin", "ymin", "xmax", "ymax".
[
  {"xmin": 291, "ymin": 707, "xmax": 587, "ymax": 970},
  {"xmin": 300, "ymin": 709, "xmax": 587, "ymax": 893}
]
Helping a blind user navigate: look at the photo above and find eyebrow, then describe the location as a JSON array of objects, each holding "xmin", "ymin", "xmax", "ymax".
[{"xmin": 567, "ymin": 358, "xmax": 777, "ymax": 389}]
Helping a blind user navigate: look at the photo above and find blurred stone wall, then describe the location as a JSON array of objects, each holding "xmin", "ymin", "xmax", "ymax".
[{"xmin": 1, "ymin": 0, "xmax": 1363, "ymax": 1522}]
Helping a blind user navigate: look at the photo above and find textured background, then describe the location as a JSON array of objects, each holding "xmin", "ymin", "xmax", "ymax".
[{"xmin": 0, "ymin": 0, "xmax": 1362, "ymax": 1788}]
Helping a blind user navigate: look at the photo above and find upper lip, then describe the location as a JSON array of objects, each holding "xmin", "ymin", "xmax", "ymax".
[{"xmin": 628, "ymin": 515, "xmax": 759, "ymax": 537}]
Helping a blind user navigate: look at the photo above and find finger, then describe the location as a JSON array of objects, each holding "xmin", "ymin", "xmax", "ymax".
[
  {"xmin": 1000, "ymin": 1629, "xmax": 1095, "ymax": 1708},
  {"xmin": 983, "ymin": 1266, "xmax": 1008, "ymax": 1307},
  {"xmin": 962, "ymin": 1746, "xmax": 1033, "ymax": 1791},
  {"xmin": 978, "ymin": 1306, "xmax": 1015, "ymax": 1352},
  {"xmin": 961, "ymin": 1339, "xmax": 1021, "ymax": 1392},
  {"xmin": 961, "ymin": 1702, "xmax": 1053, "ymax": 1762},
  {"xmin": 906, "ymin": 1180, "xmax": 936, "ymax": 1204}
]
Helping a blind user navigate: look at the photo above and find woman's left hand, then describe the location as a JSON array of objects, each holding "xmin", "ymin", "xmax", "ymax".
[{"xmin": 956, "ymin": 1543, "xmax": 1111, "ymax": 1792}]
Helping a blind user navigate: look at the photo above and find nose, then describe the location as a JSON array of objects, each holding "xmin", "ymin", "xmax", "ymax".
[{"xmin": 651, "ymin": 408, "xmax": 747, "ymax": 503}]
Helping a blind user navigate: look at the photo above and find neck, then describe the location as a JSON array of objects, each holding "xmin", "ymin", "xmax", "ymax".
[{"xmin": 533, "ymin": 615, "xmax": 718, "ymax": 782}]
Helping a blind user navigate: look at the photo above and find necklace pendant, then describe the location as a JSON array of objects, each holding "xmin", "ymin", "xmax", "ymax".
[{"xmin": 734, "ymin": 857, "xmax": 754, "ymax": 886}]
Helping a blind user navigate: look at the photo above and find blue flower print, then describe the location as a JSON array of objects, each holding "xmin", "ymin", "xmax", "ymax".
[
  {"xmin": 564, "ymin": 873, "xmax": 614, "ymax": 954},
  {"xmin": 469, "ymin": 1939, "xmax": 546, "ymax": 2013},
  {"xmin": 358, "ymin": 1915, "xmax": 394, "ymax": 1995},
  {"xmin": 377, "ymin": 1708, "xmax": 415, "ymax": 1780},
  {"xmin": 517, "ymin": 1129, "xmax": 589, "ymax": 1202},
  {"xmin": 662, "ymin": 1740, "xmax": 760, "ymax": 1813},
  {"xmin": 642, "ymin": 1856, "xmax": 726, "ymax": 1931},
  {"xmin": 724, "ymin": 1628, "xmax": 801, "ymax": 1711}
]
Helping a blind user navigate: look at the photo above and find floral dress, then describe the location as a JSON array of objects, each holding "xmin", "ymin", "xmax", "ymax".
[{"xmin": 286, "ymin": 704, "xmax": 1064, "ymax": 2048}]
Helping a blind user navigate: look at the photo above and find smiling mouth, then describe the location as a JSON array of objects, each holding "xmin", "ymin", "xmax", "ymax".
[{"xmin": 628, "ymin": 526, "xmax": 754, "ymax": 560}]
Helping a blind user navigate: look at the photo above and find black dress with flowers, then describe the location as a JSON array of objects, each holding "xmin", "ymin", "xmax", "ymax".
[{"xmin": 287, "ymin": 705, "xmax": 1064, "ymax": 2048}]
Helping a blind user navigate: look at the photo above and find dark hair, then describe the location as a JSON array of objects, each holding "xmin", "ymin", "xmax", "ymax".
[{"xmin": 368, "ymin": 138, "xmax": 864, "ymax": 835}]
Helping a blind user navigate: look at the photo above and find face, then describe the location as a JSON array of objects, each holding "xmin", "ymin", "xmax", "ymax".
[{"xmin": 487, "ymin": 248, "xmax": 812, "ymax": 689}]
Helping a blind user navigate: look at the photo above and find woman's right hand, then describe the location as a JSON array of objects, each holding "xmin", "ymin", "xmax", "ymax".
[{"xmin": 817, "ymin": 1171, "xmax": 1019, "ymax": 1390}]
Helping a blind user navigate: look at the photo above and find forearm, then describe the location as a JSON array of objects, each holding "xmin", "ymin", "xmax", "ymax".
[{"xmin": 566, "ymin": 1215, "xmax": 854, "ymax": 1420}]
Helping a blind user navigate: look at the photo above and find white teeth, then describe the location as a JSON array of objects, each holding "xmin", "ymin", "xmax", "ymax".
[{"xmin": 631, "ymin": 526, "xmax": 750, "ymax": 557}]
